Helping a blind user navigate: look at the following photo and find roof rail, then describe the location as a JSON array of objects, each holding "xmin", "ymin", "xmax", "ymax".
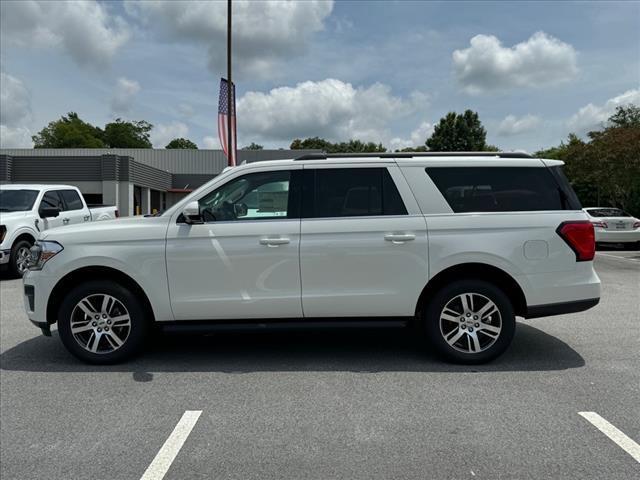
[{"xmin": 294, "ymin": 151, "xmax": 533, "ymax": 160}]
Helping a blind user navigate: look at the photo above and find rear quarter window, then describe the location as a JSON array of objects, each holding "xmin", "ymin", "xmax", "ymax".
[{"xmin": 426, "ymin": 166, "xmax": 580, "ymax": 213}]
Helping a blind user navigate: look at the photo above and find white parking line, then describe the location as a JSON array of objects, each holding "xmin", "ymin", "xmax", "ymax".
[
  {"xmin": 596, "ymin": 252, "xmax": 640, "ymax": 263},
  {"xmin": 579, "ymin": 412, "xmax": 640, "ymax": 464},
  {"xmin": 140, "ymin": 410, "xmax": 202, "ymax": 480}
]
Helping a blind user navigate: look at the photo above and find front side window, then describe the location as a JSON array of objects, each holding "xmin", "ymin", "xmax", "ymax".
[
  {"xmin": 0, "ymin": 189, "xmax": 38, "ymax": 212},
  {"xmin": 40, "ymin": 191, "xmax": 64, "ymax": 211},
  {"xmin": 59, "ymin": 190, "xmax": 84, "ymax": 211},
  {"xmin": 198, "ymin": 170, "xmax": 295, "ymax": 222},
  {"xmin": 309, "ymin": 168, "xmax": 407, "ymax": 218},
  {"xmin": 426, "ymin": 167, "xmax": 574, "ymax": 213}
]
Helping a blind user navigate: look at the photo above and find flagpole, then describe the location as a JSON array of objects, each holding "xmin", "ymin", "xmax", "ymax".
[{"xmin": 226, "ymin": 0, "xmax": 234, "ymax": 166}]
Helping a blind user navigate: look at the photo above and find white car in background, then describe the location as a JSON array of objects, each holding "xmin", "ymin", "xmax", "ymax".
[
  {"xmin": 583, "ymin": 207, "xmax": 640, "ymax": 250},
  {"xmin": 0, "ymin": 184, "xmax": 118, "ymax": 276}
]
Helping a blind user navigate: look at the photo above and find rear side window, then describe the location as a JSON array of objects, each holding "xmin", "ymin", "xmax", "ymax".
[
  {"xmin": 59, "ymin": 190, "xmax": 84, "ymax": 211},
  {"xmin": 426, "ymin": 167, "xmax": 579, "ymax": 213},
  {"xmin": 309, "ymin": 168, "xmax": 407, "ymax": 218}
]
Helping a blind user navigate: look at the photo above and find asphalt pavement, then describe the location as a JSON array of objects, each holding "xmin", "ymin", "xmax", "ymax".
[{"xmin": 1, "ymin": 253, "xmax": 638, "ymax": 480}]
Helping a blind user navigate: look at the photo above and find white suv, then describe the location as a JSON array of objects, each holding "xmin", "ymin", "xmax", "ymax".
[{"xmin": 23, "ymin": 153, "xmax": 601, "ymax": 364}]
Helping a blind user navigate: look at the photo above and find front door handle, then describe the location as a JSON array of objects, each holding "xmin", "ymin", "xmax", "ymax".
[
  {"xmin": 384, "ymin": 233, "xmax": 415, "ymax": 244},
  {"xmin": 62, "ymin": 218, "xmax": 70, "ymax": 224},
  {"xmin": 259, "ymin": 237, "xmax": 290, "ymax": 247}
]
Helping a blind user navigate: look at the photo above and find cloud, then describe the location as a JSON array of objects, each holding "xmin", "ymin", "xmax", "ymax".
[
  {"xmin": 452, "ymin": 32, "xmax": 578, "ymax": 94},
  {"xmin": 0, "ymin": 72, "xmax": 33, "ymax": 148},
  {"xmin": 0, "ymin": 72, "xmax": 31, "ymax": 127},
  {"xmin": 151, "ymin": 121, "xmax": 189, "ymax": 148},
  {"xmin": 202, "ymin": 136, "xmax": 218, "ymax": 149},
  {"xmin": 389, "ymin": 121, "xmax": 434, "ymax": 151},
  {"xmin": 497, "ymin": 114, "xmax": 541, "ymax": 136},
  {"xmin": 568, "ymin": 89, "xmax": 640, "ymax": 135},
  {"xmin": 177, "ymin": 103, "xmax": 195, "ymax": 118},
  {"xmin": 123, "ymin": 0, "xmax": 333, "ymax": 78},
  {"xmin": 110, "ymin": 77, "xmax": 141, "ymax": 115},
  {"xmin": 0, "ymin": 0, "xmax": 129, "ymax": 68},
  {"xmin": 237, "ymin": 78, "xmax": 421, "ymax": 145}
]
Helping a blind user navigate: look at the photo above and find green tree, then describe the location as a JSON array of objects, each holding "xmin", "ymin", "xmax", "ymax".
[
  {"xmin": 395, "ymin": 146, "xmax": 428, "ymax": 152},
  {"xmin": 32, "ymin": 112, "xmax": 105, "ymax": 148},
  {"xmin": 103, "ymin": 119, "xmax": 153, "ymax": 148},
  {"xmin": 426, "ymin": 110, "xmax": 492, "ymax": 151},
  {"xmin": 290, "ymin": 137, "xmax": 386, "ymax": 153},
  {"xmin": 165, "ymin": 138, "xmax": 198, "ymax": 149},
  {"xmin": 242, "ymin": 142, "xmax": 264, "ymax": 150}
]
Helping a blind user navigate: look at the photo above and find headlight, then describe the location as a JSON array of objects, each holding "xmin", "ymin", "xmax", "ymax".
[
  {"xmin": 28, "ymin": 241, "xmax": 64, "ymax": 270},
  {"xmin": 0, "ymin": 225, "xmax": 6, "ymax": 243}
]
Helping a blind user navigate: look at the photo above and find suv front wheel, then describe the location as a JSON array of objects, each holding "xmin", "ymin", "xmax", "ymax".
[
  {"xmin": 424, "ymin": 280, "xmax": 516, "ymax": 364},
  {"xmin": 57, "ymin": 280, "xmax": 149, "ymax": 364}
]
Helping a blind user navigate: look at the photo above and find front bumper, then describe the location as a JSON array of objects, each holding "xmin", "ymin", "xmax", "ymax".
[
  {"xmin": 0, "ymin": 249, "xmax": 10, "ymax": 265},
  {"xmin": 23, "ymin": 269, "xmax": 57, "ymax": 329},
  {"xmin": 595, "ymin": 228, "xmax": 640, "ymax": 243}
]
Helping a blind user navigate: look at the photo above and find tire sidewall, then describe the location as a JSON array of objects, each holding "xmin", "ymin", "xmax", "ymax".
[
  {"xmin": 9, "ymin": 239, "xmax": 33, "ymax": 278},
  {"xmin": 57, "ymin": 280, "xmax": 148, "ymax": 364},
  {"xmin": 424, "ymin": 280, "xmax": 516, "ymax": 364}
]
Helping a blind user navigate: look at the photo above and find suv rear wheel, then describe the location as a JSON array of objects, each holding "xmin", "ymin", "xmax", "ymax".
[
  {"xmin": 57, "ymin": 280, "xmax": 149, "ymax": 364},
  {"xmin": 423, "ymin": 280, "xmax": 516, "ymax": 364}
]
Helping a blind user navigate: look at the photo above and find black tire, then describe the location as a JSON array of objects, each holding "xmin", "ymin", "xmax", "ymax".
[
  {"xmin": 423, "ymin": 280, "xmax": 516, "ymax": 364},
  {"xmin": 8, "ymin": 238, "xmax": 33, "ymax": 278},
  {"xmin": 57, "ymin": 280, "xmax": 149, "ymax": 364}
]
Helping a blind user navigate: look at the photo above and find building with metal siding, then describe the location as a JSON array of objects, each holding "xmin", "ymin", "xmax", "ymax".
[{"xmin": 0, "ymin": 149, "xmax": 319, "ymax": 216}]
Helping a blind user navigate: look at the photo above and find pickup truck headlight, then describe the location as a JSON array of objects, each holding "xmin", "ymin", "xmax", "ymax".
[
  {"xmin": 28, "ymin": 241, "xmax": 63, "ymax": 270},
  {"xmin": 0, "ymin": 225, "xmax": 6, "ymax": 244}
]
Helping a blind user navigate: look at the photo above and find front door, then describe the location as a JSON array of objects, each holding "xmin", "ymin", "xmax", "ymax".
[
  {"xmin": 300, "ymin": 165, "xmax": 429, "ymax": 318},
  {"xmin": 166, "ymin": 167, "xmax": 303, "ymax": 320},
  {"xmin": 38, "ymin": 190, "xmax": 65, "ymax": 230}
]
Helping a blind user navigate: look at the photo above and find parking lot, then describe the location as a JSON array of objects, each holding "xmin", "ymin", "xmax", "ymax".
[{"xmin": 0, "ymin": 252, "xmax": 638, "ymax": 479}]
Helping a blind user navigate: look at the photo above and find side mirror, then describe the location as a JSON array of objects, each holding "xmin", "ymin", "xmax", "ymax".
[
  {"xmin": 39, "ymin": 207, "xmax": 60, "ymax": 219},
  {"xmin": 181, "ymin": 201, "xmax": 203, "ymax": 224}
]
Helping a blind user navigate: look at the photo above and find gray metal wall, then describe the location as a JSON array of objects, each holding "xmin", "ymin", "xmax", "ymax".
[{"xmin": 0, "ymin": 149, "xmax": 320, "ymax": 175}]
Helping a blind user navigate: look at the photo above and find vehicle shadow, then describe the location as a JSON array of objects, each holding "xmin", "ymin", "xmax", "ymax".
[{"xmin": 0, "ymin": 323, "xmax": 584, "ymax": 374}]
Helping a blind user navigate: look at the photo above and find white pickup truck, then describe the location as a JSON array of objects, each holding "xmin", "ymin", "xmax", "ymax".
[{"xmin": 0, "ymin": 184, "xmax": 118, "ymax": 276}]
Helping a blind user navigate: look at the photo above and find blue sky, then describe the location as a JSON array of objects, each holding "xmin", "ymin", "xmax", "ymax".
[{"xmin": 1, "ymin": 0, "xmax": 638, "ymax": 152}]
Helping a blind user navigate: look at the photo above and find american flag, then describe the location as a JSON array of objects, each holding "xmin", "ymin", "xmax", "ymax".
[{"xmin": 218, "ymin": 78, "xmax": 237, "ymax": 166}]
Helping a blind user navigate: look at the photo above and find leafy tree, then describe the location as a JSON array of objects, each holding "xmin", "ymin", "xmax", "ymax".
[
  {"xmin": 32, "ymin": 112, "xmax": 105, "ymax": 148},
  {"xmin": 242, "ymin": 142, "xmax": 264, "ymax": 150},
  {"xmin": 103, "ymin": 119, "xmax": 153, "ymax": 148},
  {"xmin": 395, "ymin": 146, "xmax": 428, "ymax": 152},
  {"xmin": 607, "ymin": 104, "xmax": 640, "ymax": 128},
  {"xmin": 426, "ymin": 110, "xmax": 492, "ymax": 151},
  {"xmin": 165, "ymin": 138, "xmax": 198, "ymax": 149},
  {"xmin": 290, "ymin": 137, "xmax": 386, "ymax": 153}
]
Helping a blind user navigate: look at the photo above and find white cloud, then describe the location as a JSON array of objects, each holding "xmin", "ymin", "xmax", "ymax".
[
  {"xmin": 0, "ymin": 0, "xmax": 130, "ymax": 68},
  {"xmin": 123, "ymin": 0, "xmax": 333, "ymax": 77},
  {"xmin": 151, "ymin": 121, "xmax": 189, "ymax": 148},
  {"xmin": 202, "ymin": 136, "xmax": 218, "ymax": 149},
  {"xmin": 0, "ymin": 125, "xmax": 32, "ymax": 148},
  {"xmin": 177, "ymin": 103, "xmax": 195, "ymax": 118},
  {"xmin": 452, "ymin": 32, "xmax": 578, "ymax": 94},
  {"xmin": 497, "ymin": 114, "xmax": 541, "ymax": 136},
  {"xmin": 110, "ymin": 77, "xmax": 141, "ymax": 115},
  {"xmin": 568, "ymin": 89, "xmax": 640, "ymax": 134},
  {"xmin": 389, "ymin": 121, "xmax": 434, "ymax": 151},
  {"xmin": 237, "ymin": 78, "xmax": 420, "ymax": 145},
  {"xmin": 0, "ymin": 72, "xmax": 33, "ymax": 148},
  {"xmin": 0, "ymin": 72, "xmax": 31, "ymax": 127}
]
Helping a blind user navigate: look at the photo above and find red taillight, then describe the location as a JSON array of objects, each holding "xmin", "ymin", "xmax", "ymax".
[
  {"xmin": 591, "ymin": 221, "xmax": 608, "ymax": 229},
  {"xmin": 557, "ymin": 221, "xmax": 595, "ymax": 261},
  {"xmin": 115, "ymin": 210, "xmax": 120, "ymax": 218}
]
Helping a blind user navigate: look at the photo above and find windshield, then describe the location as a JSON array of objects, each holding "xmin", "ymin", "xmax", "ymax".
[
  {"xmin": 586, "ymin": 208, "xmax": 629, "ymax": 217},
  {"xmin": 0, "ymin": 189, "xmax": 39, "ymax": 212}
]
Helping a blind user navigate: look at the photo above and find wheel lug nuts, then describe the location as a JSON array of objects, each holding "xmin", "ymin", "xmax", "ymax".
[
  {"xmin": 475, "ymin": 323, "xmax": 479, "ymax": 328},
  {"xmin": 92, "ymin": 322, "xmax": 97, "ymax": 327},
  {"xmin": 104, "ymin": 327, "xmax": 109, "ymax": 331},
  {"xmin": 97, "ymin": 327, "xmax": 102, "ymax": 332},
  {"xmin": 106, "ymin": 320, "xmax": 111, "ymax": 325},
  {"xmin": 473, "ymin": 316, "xmax": 478, "ymax": 320},
  {"xmin": 466, "ymin": 313, "xmax": 471, "ymax": 317},
  {"xmin": 102, "ymin": 314, "xmax": 107, "ymax": 319},
  {"xmin": 95, "ymin": 315, "xmax": 100, "ymax": 319},
  {"xmin": 468, "ymin": 327, "xmax": 474, "ymax": 333},
  {"xmin": 461, "ymin": 325, "xmax": 466, "ymax": 329}
]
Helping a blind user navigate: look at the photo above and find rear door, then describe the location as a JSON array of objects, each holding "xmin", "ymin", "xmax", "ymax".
[
  {"xmin": 299, "ymin": 163, "xmax": 429, "ymax": 318},
  {"xmin": 58, "ymin": 189, "xmax": 90, "ymax": 225}
]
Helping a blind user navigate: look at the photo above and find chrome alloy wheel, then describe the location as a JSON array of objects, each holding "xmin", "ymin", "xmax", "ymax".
[
  {"xmin": 439, "ymin": 292, "xmax": 502, "ymax": 354},
  {"xmin": 15, "ymin": 246, "xmax": 31, "ymax": 274},
  {"xmin": 70, "ymin": 294, "xmax": 131, "ymax": 354}
]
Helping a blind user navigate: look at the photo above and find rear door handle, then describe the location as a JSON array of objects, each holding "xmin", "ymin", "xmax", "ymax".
[
  {"xmin": 384, "ymin": 233, "xmax": 415, "ymax": 244},
  {"xmin": 259, "ymin": 237, "xmax": 290, "ymax": 247}
]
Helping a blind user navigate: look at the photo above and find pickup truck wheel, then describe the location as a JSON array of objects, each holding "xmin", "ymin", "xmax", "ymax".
[
  {"xmin": 423, "ymin": 280, "xmax": 515, "ymax": 364},
  {"xmin": 9, "ymin": 239, "xmax": 33, "ymax": 277},
  {"xmin": 57, "ymin": 281, "xmax": 149, "ymax": 364}
]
